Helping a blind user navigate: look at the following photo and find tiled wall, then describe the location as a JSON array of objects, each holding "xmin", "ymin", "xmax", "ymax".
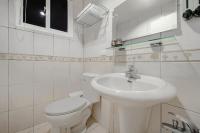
[
  {"xmin": 0, "ymin": 0, "xmax": 84, "ymax": 133},
  {"xmin": 1, "ymin": 0, "xmax": 200, "ymax": 133},
  {"xmin": 84, "ymin": 0, "xmax": 200, "ymax": 133}
]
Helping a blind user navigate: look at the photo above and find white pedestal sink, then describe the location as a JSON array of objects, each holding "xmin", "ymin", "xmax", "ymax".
[{"xmin": 91, "ymin": 73, "xmax": 176, "ymax": 133}]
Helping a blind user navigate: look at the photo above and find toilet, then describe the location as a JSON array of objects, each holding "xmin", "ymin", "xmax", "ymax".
[{"xmin": 45, "ymin": 73, "xmax": 100, "ymax": 133}]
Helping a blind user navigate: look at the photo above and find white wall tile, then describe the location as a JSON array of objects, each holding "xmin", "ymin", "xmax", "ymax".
[
  {"xmin": 34, "ymin": 103, "xmax": 48, "ymax": 126},
  {"xmin": 9, "ymin": 61, "xmax": 34, "ymax": 110},
  {"xmin": 161, "ymin": 62, "xmax": 200, "ymax": 114},
  {"xmin": 8, "ymin": 0, "xmax": 16, "ymax": 28},
  {"xmin": 34, "ymin": 61, "xmax": 54, "ymax": 104},
  {"xmin": 0, "ymin": 60, "xmax": 8, "ymax": 86},
  {"xmin": 84, "ymin": 62, "xmax": 113, "ymax": 74},
  {"xmin": 53, "ymin": 62, "xmax": 69, "ymax": 100},
  {"xmin": 0, "ymin": 86, "xmax": 8, "ymax": 113},
  {"xmin": 53, "ymin": 36, "xmax": 70, "ymax": 57},
  {"xmin": 135, "ymin": 62, "xmax": 161, "ymax": 77},
  {"xmin": 34, "ymin": 86, "xmax": 53, "ymax": 105},
  {"xmin": 0, "ymin": 27, "xmax": 8, "ymax": 53},
  {"xmin": 34, "ymin": 61, "xmax": 54, "ymax": 87},
  {"xmin": 9, "ymin": 61, "xmax": 34, "ymax": 85},
  {"xmin": 70, "ymin": 39, "xmax": 83, "ymax": 58},
  {"xmin": 113, "ymin": 62, "xmax": 128, "ymax": 73},
  {"xmin": 0, "ymin": 62, "xmax": 8, "ymax": 118},
  {"xmin": 73, "ymin": 0, "xmax": 83, "ymax": 18},
  {"xmin": 9, "ymin": 28, "xmax": 34, "ymax": 54},
  {"xmin": 9, "ymin": 84, "xmax": 34, "ymax": 110},
  {"xmin": 69, "ymin": 62, "xmax": 83, "ymax": 93},
  {"xmin": 0, "ymin": 112, "xmax": 8, "ymax": 133},
  {"xmin": 70, "ymin": 24, "xmax": 83, "ymax": 58},
  {"xmin": 34, "ymin": 34, "xmax": 53, "ymax": 56},
  {"xmin": 0, "ymin": 0, "xmax": 8, "ymax": 26},
  {"xmin": 9, "ymin": 107, "xmax": 33, "ymax": 133}
]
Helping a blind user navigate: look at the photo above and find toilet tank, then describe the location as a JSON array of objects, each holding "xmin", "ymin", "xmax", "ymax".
[{"xmin": 81, "ymin": 73, "xmax": 100, "ymax": 104}]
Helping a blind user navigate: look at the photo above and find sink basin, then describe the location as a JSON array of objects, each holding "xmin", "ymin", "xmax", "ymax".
[
  {"xmin": 91, "ymin": 73, "xmax": 176, "ymax": 107},
  {"xmin": 91, "ymin": 73, "xmax": 176, "ymax": 133}
]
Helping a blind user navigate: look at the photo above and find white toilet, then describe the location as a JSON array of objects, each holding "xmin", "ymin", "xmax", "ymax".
[{"xmin": 45, "ymin": 73, "xmax": 100, "ymax": 133}]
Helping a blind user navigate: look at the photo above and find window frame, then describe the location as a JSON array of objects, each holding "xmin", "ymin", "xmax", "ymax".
[{"xmin": 15, "ymin": 0, "xmax": 73, "ymax": 38}]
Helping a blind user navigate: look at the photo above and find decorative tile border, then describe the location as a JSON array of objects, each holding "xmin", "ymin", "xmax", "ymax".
[
  {"xmin": 2, "ymin": 48, "xmax": 200, "ymax": 63},
  {"xmin": 110, "ymin": 39, "xmax": 200, "ymax": 62},
  {"xmin": 113, "ymin": 48, "xmax": 200, "ymax": 63},
  {"xmin": 161, "ymin": 49, "xmax": 200, "ymax": 62},
  {"xmin": 0, "ymin": 53, "xmax": 83, "ymax": 62},
  {"xmin": 83, "ymin": 48, "xmax": 200, "ymax": 63},
  {"xmin": 84, "ymin": 56, "xmax": 113, "ymax": 62},
  {"xmin": 114, "ymin": 53, "xmax": 160, "ymax": 62}
]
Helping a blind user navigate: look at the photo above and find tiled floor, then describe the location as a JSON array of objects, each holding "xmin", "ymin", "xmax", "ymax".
[
  {"xmin": 16, "ymin": 123, "xmax": 51, "ymax": 133},
  {"xmin": 86, "ymin": 123, "xmax": 108, "ymax": 133},
  {"xmin": 16, "ymin": 122, "xmax": 107, "ymax": 133}
]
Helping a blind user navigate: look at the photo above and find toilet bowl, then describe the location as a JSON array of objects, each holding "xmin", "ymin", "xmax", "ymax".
[{"xmin": 45, "ymin": 73, "xmax": 99, "ymax": 133}]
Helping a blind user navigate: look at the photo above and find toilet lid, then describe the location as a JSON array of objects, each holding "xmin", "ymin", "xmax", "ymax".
[{"xmin": 45, "ymin": 97, "xmax": 87, "ymax": 116}]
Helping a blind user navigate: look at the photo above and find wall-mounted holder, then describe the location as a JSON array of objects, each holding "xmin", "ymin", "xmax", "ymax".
[
  {"xmin": 161, "ymin": 112, "xmax": 200, "ymax": 133},
  {"xmin": 193, "ymin": 0, "xmax": 200, "ymax": 17},
  {"xmin": 183, "ymin": 0, "xmax": 193, "ymax": 20},
  {"xmin": 183, "ymin": 0, "xmax": 200, "ymax": 20},
  {"xmin": 75, "ymin": 2, "xmax": 109, "ymax": 27},
  {"xmin": 150, "ymin": 42, "xmax": 162, "ymax": 47},
  {"xmin": 150, "ymin": 42, "xmax": 162, "ymax": 52}
]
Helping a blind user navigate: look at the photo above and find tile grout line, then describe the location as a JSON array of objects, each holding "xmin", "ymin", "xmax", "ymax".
[
  {"xmin": 160, "ymin": 46, "xmax": 162, "ymax": 133},
  {"xmin": 160, "ymin": 104, "xmax": 163, "ymax": 133},
  {"xmin": 8, "ymin": 0, "xmax": 10, "ymax": 132},
  {"xmin": 52, "ymin": 34, "xmax": 55, "ymax": 101},
  {"xmin": 165, "ymin": 103, "xmax": 200, "ymax": 115},
  {"xmin": 33, "ymin": 31, "xmax": 35, "ymax": 133}
]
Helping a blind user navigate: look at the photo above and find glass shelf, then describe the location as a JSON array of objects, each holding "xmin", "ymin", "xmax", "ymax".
[{"xmin": 107, "ymin": 36, "xmax": 177, "ymax": 50}]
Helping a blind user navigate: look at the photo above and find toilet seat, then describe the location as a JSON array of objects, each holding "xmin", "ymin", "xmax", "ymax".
[
  {"xmin": 45, "ymin": 73, "xmax": 100, "ymax": 133},
  {"xmin": 45, "ymin": 97, "xmax": 88, "ymax": 116}
]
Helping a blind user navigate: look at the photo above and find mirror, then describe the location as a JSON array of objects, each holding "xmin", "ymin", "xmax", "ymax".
[{"xmin": 113, "ymin": 0, "xmax": 178, "ymax": 41}]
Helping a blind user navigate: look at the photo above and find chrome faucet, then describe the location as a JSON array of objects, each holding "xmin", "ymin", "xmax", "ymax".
[
  {"xmin": 162, "ymin": 112, "xmax": 200, "ymax": 133},
  {"xmin": 125, "ymin": 65, "xmax": 141, "ymax": 82}
]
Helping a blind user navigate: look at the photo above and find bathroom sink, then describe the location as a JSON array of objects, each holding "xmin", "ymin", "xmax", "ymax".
[
  {"xmin": 92, "ymin": 73, "xmax": 176, "ymax": 107},
  {"xmin": 91, "ymin": 73, "xmax": 177, "ymax": 133}
]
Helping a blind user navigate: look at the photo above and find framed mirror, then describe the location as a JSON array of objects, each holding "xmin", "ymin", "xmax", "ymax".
[{"xmin": 113, "ymin": 0, "xmax": 178, "ymax": 41}]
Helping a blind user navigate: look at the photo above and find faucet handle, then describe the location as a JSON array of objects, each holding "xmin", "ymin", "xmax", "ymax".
[
  {"xmin": 128, "ymin": 65, "xmax": 136, "ymax": 71},
  {"xmin": 172, "ymin": 119, "xmax": 179, "ymax": 129},
  {"xmin": 168, "ymin": 112, "xmax": 199, "ymax": 133}
]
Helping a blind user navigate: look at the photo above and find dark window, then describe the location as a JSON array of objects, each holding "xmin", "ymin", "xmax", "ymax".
[
  {"xmin": 50, "ymin": 0, "xmax": 68, "ymax": 32},
  {"xmin": 23, "ymin": 0, "xmax": 46, "ymax": 27}
]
